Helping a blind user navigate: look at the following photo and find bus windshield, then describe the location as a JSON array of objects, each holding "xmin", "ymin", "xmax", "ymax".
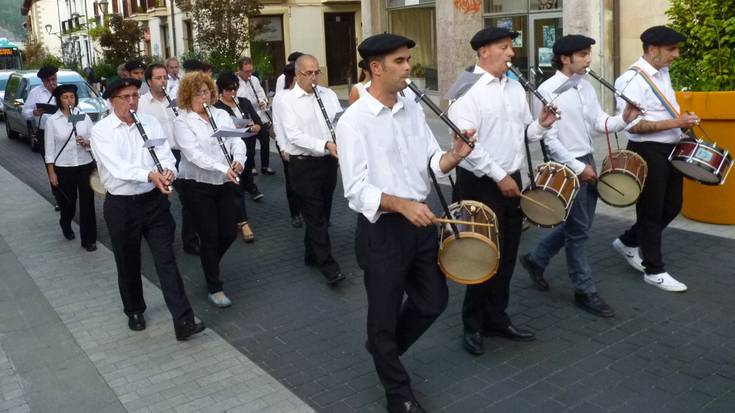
[{"xmin": 0, "ymin": 48, "xmax": 22, "ymax": 71}]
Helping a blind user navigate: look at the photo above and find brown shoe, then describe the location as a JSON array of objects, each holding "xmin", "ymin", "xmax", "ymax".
[{"xmin": 238, "ymin": 221, "xmax": 255, "ymax": 243}]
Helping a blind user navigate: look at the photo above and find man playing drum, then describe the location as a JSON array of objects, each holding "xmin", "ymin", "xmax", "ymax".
[
  {"xmin": 337, "ymin": 33, "xmax": 474, "ymax": 413},
  {"xmin": 611, "ymin": 26, "xmax": 699, "ymax": 292},
  {"xmin": 520, "ymin": 35, "xmax": 641, "ymax": 318},
  {"xmin": 447, "ymin": 27, "xmax": 557, "ymax": 356}
]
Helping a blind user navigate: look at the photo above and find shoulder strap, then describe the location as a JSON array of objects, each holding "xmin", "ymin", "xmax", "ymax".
[{"xmin": 629, "ymin": 66, "xmax": 679, "ymax": 118}]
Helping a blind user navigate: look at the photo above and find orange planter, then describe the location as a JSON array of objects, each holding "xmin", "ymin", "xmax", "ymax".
[{"xmin": 675, "ymin": 91, "xmax": 735, "ymax": 224}]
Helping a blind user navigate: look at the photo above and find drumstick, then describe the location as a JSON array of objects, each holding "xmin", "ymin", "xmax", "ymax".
[
  {"xmin": 437, "ymin": 218, "xmax": 495, "ymax": 228},
  {"xmin": 520, "ymin": 194, "xmax": 555, "ymax": 213},
  {"xmin": 597, "ymin": 178, "xmax": 625, "ymax": 197}
]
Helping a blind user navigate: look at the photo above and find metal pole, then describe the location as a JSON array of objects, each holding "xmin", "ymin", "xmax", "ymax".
[
  {"xmin": 170, "ymin": 0, "xmax": 177, "ymax": 56},
  {"xmin": 56, "ymin": 0, "xmax": 65, "ymax": 63}
]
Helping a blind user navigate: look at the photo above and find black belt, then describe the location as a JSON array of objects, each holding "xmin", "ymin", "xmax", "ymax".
[
  {"xmin": 107, "ymin": 189, "xmax": 159, "ymax": 202},
  {"xmin": 290, "ymin": 154, "xmax": 329, "ymax": 161}
]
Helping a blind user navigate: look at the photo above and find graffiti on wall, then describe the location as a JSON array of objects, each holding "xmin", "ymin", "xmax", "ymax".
[{"xmin": 453, "ymin": 0, "xmax": 481, "ymax": 15}]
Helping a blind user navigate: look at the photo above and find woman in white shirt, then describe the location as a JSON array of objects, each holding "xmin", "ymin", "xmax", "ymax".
[
  {"xmin": 348, "ymin": 60, "xmax": 371, "ymax": 106},
  {"xmin": 174, "ymin": 72, "xmax": 246, "ymax": 308},
  {"xmin": 44, "ymin": 84, "xmax": 97, "ymax": 251}
]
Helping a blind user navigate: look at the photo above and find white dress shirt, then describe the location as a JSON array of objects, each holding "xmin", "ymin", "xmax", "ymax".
[
  {"xmin": 280, "ymin": 83, "xmax": 343, "ymax": 157},
  {"xmin": 44, "ymin": 110, "xmax": 94, "ymax": 167},
  {"xmin": 337, "ymin": 91, "xmax": 448, "ymax": 223},
  {"xmin": 237, "ymin": 75, "xmax": 268, "ymax": 121},
  {"xmin": 532, "ymin": 71, "xmax": 629, "ymax": 174},
  {"xmin": 448, "ymin": 65, "xmax": 549, "ymax": 182},
  {"xmin": 173, "ymin": 107, "xmax": 246, "ymax": 185},
  {"xmin": 91, "ymin": 112, "xmax": 177, "ymax": 195},
  {"xmin": 166, "ymin": 74, "xmax": 180, "ymax": 97},
  {"xmin": 22, "ymin": 85, "xmax": 56, "ymax": 130},
  {"xmin": 615, "ymin": 57, "xmax": 681, "ymax": 144},
  {"xmin": 271, "ymin": 91, "xmax": 290, "ymax": 151},
  {"xmin": 138, "ymin": 92, "xmax": 177, "ymax": 148},
  {"xmin": 274, "ymin": 74, "xmax": 286, "ymax": 95}
]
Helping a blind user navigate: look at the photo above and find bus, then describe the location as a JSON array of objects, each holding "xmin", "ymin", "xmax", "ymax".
[{"xmin": 0, "ymin": 38, "xmax": 23, "ymax": 71}]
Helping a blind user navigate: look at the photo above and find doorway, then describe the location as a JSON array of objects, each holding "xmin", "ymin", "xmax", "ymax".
[
  {"xmin": 324, "ymin": 12, "xmax": 356, "ymax": 86},
  {"xmin": 529, "ymin": 13, "xmax": 563, "ymax": 85}
]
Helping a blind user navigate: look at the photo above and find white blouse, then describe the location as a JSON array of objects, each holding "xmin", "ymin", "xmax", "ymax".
[{"xmin": 44, "ymin": 110, "xmax": 94, "ymax": 167}]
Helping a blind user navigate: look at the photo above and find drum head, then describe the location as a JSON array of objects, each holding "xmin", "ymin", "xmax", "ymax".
[
  {"xmin": 671, "ymin": 159, "xmax": 721, "ymax": 184},
  {"xmin": 438, "ymin": 234, "xmax": 499, "ymax": 285},
  {"xmin": 89, "ymin": 170, "xmax": 106, "ymax": 195},
  {"xmin": 521, "ymin": 190, "xmax": 566, "ymax": 227},
  {"xmin": 598, "ymin": 173, "xmax": 641, "ymax": 207}
]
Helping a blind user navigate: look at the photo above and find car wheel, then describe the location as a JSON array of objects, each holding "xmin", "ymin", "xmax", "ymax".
[
  {"xmin": 4, "ymin": 118, "xmax": 18, "ymax": 140},
  {"xmin": 26, "ymin": 122, "xmax": 40, "ymax": 152}
]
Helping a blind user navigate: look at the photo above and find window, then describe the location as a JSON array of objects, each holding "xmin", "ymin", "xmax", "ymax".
[
  {"xmin": 484, "ymin": 0, "xmax": 562, "ymax": 14},
  {"xmin": 184, "ymin": 20, "xmax": 194, "ymax": 52},
  {"xmin": 389, "ymin": 6, "xmax": 437, "ymax": 90},
  {"xmin": 250, "ymin": 15, "xmax": 285, "ymax": 92}
]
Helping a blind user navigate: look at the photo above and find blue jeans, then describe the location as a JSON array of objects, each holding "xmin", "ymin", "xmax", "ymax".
[{"xmin": 528, "ymin": 154, "xmax": 598, "ymax": 294}]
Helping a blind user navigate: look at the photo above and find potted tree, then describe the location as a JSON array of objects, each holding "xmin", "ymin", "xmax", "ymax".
[{"xmin": 667, "ymin": 0, "xmax": 735, "ymax": 224}]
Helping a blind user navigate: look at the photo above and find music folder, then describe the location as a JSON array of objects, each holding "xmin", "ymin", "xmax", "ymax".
[
  {"xmin": 35, "ymin": 103, "xmax": 58, "ymax": 115},
  {"xmin": 68, "ymin": 113, "xmax": 86, "ymax": 126},
  {"xmin": 211, "ymin": 127, "xmax": 255, "ymax": 139},
  {"xmin": 231, "ymin": 117, "xmax": 253, "ymax": 129},
  {"xmin": 142, "ymin": 138, "xmax": 167, "ymax": 148}
]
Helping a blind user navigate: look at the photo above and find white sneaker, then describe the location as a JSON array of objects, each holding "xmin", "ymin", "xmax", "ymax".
[
  {"xmin": 208, "ymin": 292, "xmax": 232, "ymax": 308},
  {"xmin": 612, "ymin": 238, "xmax": 644, "ymax": 272},
  {"xmin": 644, "ymin": 272, "xmax": 688, "ymax": 292}
]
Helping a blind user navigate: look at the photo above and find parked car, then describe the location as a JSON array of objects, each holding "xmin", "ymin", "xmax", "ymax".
[
  {"xmin": 3, "ymin": 70, "xmax": 108, "ymax": 151},
  {"xmin": 0, "ymin": 70, "xmax": 12, "ymax": 120}
]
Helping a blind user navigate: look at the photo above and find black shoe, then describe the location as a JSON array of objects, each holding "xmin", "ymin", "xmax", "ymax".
[
  {"xmin": 251, "ymin": 191, "xmax": 264, "ymax": 202},
  {"xmin": 325, "ymin": 272, "xmax": 346, "ymax": 285},
  {"xmin": 54, "ymin": 204, "xmax": 61, "ymax": 212},
  {"xmin": 521, "ymin": 253, "xmax": 549, "ymax": 291},
  {"xmin": 575, "ymin": 292, "xmax": 615, "ymax": 318},
  {"xmin": 463, "ymin": 330, "xmax": 484, "ymax": 355},
  {"xmin": 82, "ymin": 243, "xmax": 97, "ymax": 252},
  {"xmin": 387, "ymin": 401, "xmax": 426, "ymax": 413},
  {"xmin": 183, "ymin": 242, "xmax": 200, "ymax": 255},
  {"xmin": 128, "ymin": 313, "xmax": 146, "ymax": 331},
  {"xmin": 63, "ymin": 230, "xmax": 75, "ymax": 240},
  {"xmin": 290, "ymin": 215, "xmax": 303, "ymax": 228},
  {"xmin": 175, "ymin": 320, "xmax": 206, "ymax": 341},
  {"xmin": 261, "ymin": 167, "xmax": 276, "ymax": 175},
  {"xmin": 486, "ymin": 325, "xmax": 536, "ymax": 341}
]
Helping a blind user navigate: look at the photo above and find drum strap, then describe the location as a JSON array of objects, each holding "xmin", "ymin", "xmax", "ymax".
[
  {"xmin": 523, "ymin": 126, "xmax": 537, "ymax": 189},
  {"xmin": 427, "ymin": 159, "xmax": 460, "ymax": 239},
  {"xmin": 52, "ymin": 126, "xmax": 78, "ymax": 165},
  {"xmin": 629, "ymin": 66, "xmax": 679, "ymax": 118}
]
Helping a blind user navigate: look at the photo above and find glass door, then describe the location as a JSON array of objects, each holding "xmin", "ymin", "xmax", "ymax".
[{"xmin": 529, "ymin": 13, "xmax": 562, "ymax": 86}]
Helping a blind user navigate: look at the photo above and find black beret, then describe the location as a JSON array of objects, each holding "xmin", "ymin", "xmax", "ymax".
[
  {"xmin": 37, "ymin": 65, "xmax": 58, "ymax": 79},
  {"xmin": 52, "ymin": 84, "xmax": 77, "ymax": 99},
  {"xmin": 553, "ymin": 34, "xmax": 596, "ymax": 55},
  {"xmin": 283, "ymin": 63, "xmax": 296, "ymax": 76},
  {"xmin": 103, "ymin": 77, "xmax": 141, "ymax": 99},
  {"xmin": 124, "ymin": 59, "xmax": 146, "ymax": 72},
  {"xmin": 358, "ymin": 33, "xmax": 415, "ymax": 59},
  {"xmin": 182, "ymin": 59, "xmax": 212, "ymax": 73},
  {"xmin": 470, "ymin": 27, "xmax": 519, "ymax": 50},
  {"xmin": 287, "ymin": 52, "xmax": 304, "ymax": 62},
  {"xmin": 640, "ymin": 26, "xmax": 686, "ymax": 45}
]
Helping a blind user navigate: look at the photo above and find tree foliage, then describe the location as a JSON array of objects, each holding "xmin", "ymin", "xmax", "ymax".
[
  {"xmin": 22, "ymin": 39, "xmax": 63, "ymax": 69},
  {"xmin": 98, "ymin": 14, "xmax": 144, "ymax": 66},
  {"xmin": 182, "ymin": 0, "xmax": 263, "ymax": 74},
  {"xmin": 667, "ymin": 0, "xmax": 735, "ymax": 91}
]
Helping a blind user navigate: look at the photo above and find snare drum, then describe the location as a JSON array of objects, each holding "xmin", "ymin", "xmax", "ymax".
[
  {"xmin": 438, "ymin": 200, "xmax": 500, "ymax": 285},
  {"xmin": 89, "ymin": 169, "xmax": 106, "ymax": 195},
  {"xmin": 521, "ymin": 162, "xmax": 579, "ymax": 228},
  {"xmin": 669, "ymin": 138, "xmax": 732, "ymax": 185},
  {"xmin": 598, "ymin": 150, "xmax": 648, "ymax": 207}
]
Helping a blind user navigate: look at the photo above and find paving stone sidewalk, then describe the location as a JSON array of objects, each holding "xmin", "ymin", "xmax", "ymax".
[{"xmin": 0, "ymin": 164, "xmax": 313, "ymax": 413}]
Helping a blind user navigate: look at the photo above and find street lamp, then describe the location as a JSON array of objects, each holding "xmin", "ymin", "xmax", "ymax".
[
  {"xmin": 99, "ymin": 0, "xmax": 109, "ymax": 22},
  {"xmin": 44, "ymin": 24, "xmax": 66, "ymax": 64}
]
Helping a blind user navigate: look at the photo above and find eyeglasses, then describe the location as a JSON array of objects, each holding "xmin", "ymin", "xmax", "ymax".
[
  {"xmin": 112, "ymin": 93, "xmax": 140, "ymax": 101},
  {"xmin": 299, "ymin": 70, "xmax": 322, "ymax": 78},
  {"xmin": 197, "ymin": 89, "xmax": 211, "ymax": 96}
]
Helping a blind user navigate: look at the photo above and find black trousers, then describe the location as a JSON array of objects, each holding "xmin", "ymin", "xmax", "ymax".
[
  {"xmin": 619, "ymin": 141, "xmax": 683, "ymax": 274},
  {"xmin": 103, "ymin": 190, "xmax": 194, "ymax": 325},
  {"xmin": 356, "ymin": 214, "xmax": 448, "ymax": 406},
  {"xmin": 171, "ymin": 149, "xmax": 198, "ymax": 246},
  {"xmin": 182, "ymin": 180, "xmax": 238, "ymax": 294},
  {"xmin": 458, "ymin": 168, "xmax": 523, "ymax": 332},
  {"xmin": 258, "ymin": 125, "xmax": 270, "ymax": 169},
  {"xmin": 239, "ymin": 137, "xmax": 260, "ymax": 195},
  {"xmin": 288, "ymin": 155, "xmax": 340, "ymax": 277},
  {"xmin": 55, "ymin": 162, "xmax": 97, "ymax": 245},
  {"xmin": 280, "ymin": 156, "xmax": 300, "ymax": 218}
]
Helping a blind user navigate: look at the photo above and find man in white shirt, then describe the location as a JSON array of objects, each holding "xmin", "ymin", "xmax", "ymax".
[
  {"xmin": 274, "ymin": 51, "xmax": 303, "ymax": 95},
  {"xmin": 611, "ymin": 26, "xmax": 699, "ymax": 292},
  {"xmin": 519, "ymin": 35, "xmax": 641, "ymax": 318},
  {"xmin": 91, "ymin": 77, "xmax": 205, "ymax": 341},
  {"xmin": 165, "ymin": 57, "xmax": 180, "ymax": 97},
  {"xmin": 338, "ymin": 33, "xmax": 474, "ymax": 413},
  {"xmin": 125, "ymin": 59, "xmax": 149, "ymax": 95},
  {"xmin": 448, "ymin": 27, "xmax": 557, "ymax": 356},
  {"xmin": 237, "ymin": 56, "xmax": 274, "ymax": 175},
  {"xmin": 280, "ymin": 54, "xmax": 344, "ymax": 284},
  {"xmin": 138, "ymin": 63, "xmax": 199, "ymax": 255}
]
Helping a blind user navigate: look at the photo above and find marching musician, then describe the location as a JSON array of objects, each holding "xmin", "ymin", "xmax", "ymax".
[
  {"xmin": 165, "ymin": 57, "xmax": 181, "ymax": 97},
  {"xmin": 611, "ymin": 26, "xmax": 697, "ymax": 292},
  {"xmin": 91, "ymin": 78, "xmax": 205, "ymax": 341},
  {"xmin": 44, "ymin": 84, "xmax": 97, "ymax": 251},
  {"xmin": 125, "ymin": 59, "xmax": 149, "ymax": 95},
  {"xmin": 280, "ymin": 54, "xmax": 345, "ymax": 284},
  {"xmin": 214, "ymin": 72, "xmax": 263, "ymax": 242},
  {"xmin": 337, "ymin": 33, "xmax": 474, "ymax": 413},
  {"xmin": 174, "ymin": 72, "xmax": 246, "ymax": 308},
  {"xmin": 271, "ymin": 63, "xmax": 303, "ymax": 228},
  {"xmin": 519, "ymin": 35, "xmax": 641, "ymax": 317},
  {"xmin": 448, "ymin": 27, "xmax": 557, "ymax": 356},
  {"xmin": 237, "ymin": 57, "xmax": 275, "ymax": 176}
]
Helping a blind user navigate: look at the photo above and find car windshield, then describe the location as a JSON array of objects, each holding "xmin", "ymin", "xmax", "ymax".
[{"xmin": 28, "ymin": 75, "xmax": 100, "ymax": 99}]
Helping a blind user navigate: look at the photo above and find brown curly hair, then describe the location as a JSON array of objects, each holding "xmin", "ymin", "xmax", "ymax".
[{"xmin": 177, "ymin": 71, "xmax": 217, "ymax": 111}]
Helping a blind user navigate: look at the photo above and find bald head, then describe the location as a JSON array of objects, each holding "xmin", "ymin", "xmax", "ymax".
[
  {"xmin": 294, "ymin": 55, "xmax": 321, "ymax": 93},
  {"xmin": 295, "ymin": 55, "xmax": 318, "ymax": 71}
]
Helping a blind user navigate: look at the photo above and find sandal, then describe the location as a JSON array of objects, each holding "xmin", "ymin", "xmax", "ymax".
[{"xmin": 238, "ymin": 221, "xmax": 255, "ymax": 243}]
